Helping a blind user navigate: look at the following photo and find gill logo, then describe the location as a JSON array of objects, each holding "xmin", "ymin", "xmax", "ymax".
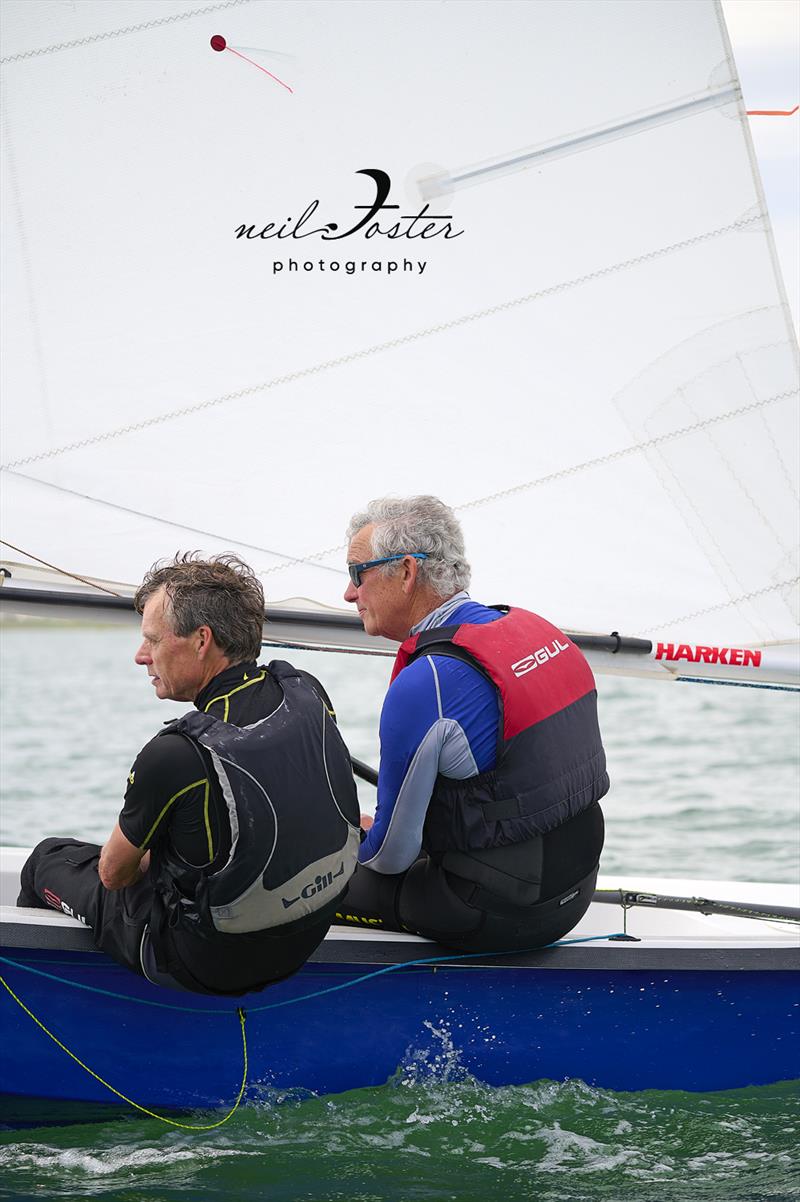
[
  {"xmin": 281, "ymin": 862, "xmax": 345, "ymax": 909},
  {"xmin": 511, "ymin": 639, "xmax": 570, "ymax": 678}
]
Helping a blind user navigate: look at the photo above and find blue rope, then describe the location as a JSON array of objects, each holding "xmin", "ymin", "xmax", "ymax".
[
  {"xmin": 0, "ymin": 933, "xmax": 623, "ymax": 1016},
  {"xmin": 676, "ymin": 676, "xmax": 799, "ymax": 693}
]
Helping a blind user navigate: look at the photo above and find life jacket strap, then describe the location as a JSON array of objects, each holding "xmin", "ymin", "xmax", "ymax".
[{"xmin": 441, "ymin": 836, "xmax": 544, "ymax": 914}]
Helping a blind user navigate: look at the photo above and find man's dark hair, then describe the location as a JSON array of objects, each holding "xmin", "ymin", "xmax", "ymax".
[{"xmin": 134, "ymin": 553, "xmax": 265, "ymax": 663}]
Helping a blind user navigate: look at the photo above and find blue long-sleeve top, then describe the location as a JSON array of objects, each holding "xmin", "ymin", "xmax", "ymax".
[{"xmin": 359, "ymin": 593, "xmax": 502, "ymax": 873}]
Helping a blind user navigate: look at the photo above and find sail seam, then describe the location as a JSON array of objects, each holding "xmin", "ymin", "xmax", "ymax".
[
  {"xmin": 456, "ymin": 389, "xmax": 799, "ymax": 512},
  {"xmin": 738, "ymin": 355, "xmax": 800, "ymax": 506},
  {"xmin": 628, "ymin": 378, "xmax": 791, "ymax": 644},
  {"xmin": 635, "ymin": 398, "xmax": 769, "ymax": 642},
  {"xmin": 645, "ymin": 576, "xmax": 800, "ymax": 634},
  {"xmin": 0, "ymin": 214, "xmax": 765, "ymax": 473},
  {"xmin": 6, "ymin": 386, "xmax": 794, "ymax": 598},
  {"xmin": 0, "ymin": 0, "xmax": 251, "ymax": 64},
  {"xmin": 8, "ymin": 388, "xmax": 791, "ymax": 586}
]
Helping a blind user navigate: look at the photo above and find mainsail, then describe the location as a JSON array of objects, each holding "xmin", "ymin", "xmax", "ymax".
[{"xmin": 1, "ymin": 1, "xmax": 798, "ymax": 682}]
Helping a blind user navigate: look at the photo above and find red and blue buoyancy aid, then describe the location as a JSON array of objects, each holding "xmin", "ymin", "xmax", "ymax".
[{"xmin": 392, "ymin": 607, "xmax": 609, "ymax": 858}]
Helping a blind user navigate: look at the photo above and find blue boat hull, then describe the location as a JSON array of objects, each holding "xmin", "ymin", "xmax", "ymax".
[{"xmin": 1, "ymin": 942, "xmax": 798, "ymax": 1113}]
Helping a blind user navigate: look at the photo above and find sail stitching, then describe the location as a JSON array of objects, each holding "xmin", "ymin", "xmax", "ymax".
[
  {"xmin": 636, "ymin": 378, "xmax": 793, "ymax": 642},
  {"xmin": 262, "ymin": 373, "xmax": 797, "ymax": 575},
  {"xmin": 7, "ymin": 389, "xmax": 792, "ymax": 588},
  {"xmin": 0, "ymin": 0, "xmax": 251, "ymax": 64},
  {"xmin": 737, "ymin": 355, "xmax": 800, "ymax": 506},
  {"xmin": 645, "ymin": 576, "xmax": 800, "ymax": 634},
  {"xmin": 599, "ymin": 316, "xmax": 798, "ymax": 640},
  {"xmin": 0, "ymin": 214, "xmax": 764, "ymax": 473},
  {"xmin": 635, "ymin": 390, "xmax": 770, "ymax": 642},
  {"xmin": 455, "ymin": 389, "xmax": 799, "ymax": 512},
  {"xmin": 681, "ymin": 390, "xmax": 793, "ymax": 555}
]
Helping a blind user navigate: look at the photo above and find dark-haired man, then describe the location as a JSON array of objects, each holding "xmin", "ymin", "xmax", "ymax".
[{"xmin": 19, "ymin": 554, "xmax": 361, "ymax": 995}]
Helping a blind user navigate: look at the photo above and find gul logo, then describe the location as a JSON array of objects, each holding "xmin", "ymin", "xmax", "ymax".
[
  {"xmin": 655, "ymin": 643, "xmax": 762, "ymax": 668},
  {"xmin": 282, "ymin": 862, "xmax": 345, "ymax": 909},
  {"xmin": 511, "ymin": 639, "xmax": 571, "ymax": 678}
]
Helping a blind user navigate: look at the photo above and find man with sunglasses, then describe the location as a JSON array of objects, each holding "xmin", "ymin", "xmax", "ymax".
[{"xmin": 338, "ymin": 495, "xmax": 608, "ymax": 952}]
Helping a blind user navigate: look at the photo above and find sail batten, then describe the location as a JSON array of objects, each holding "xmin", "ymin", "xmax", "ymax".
[{"xmin": 425, "ymin": 85, "xmax": 744, "ymax": 196}]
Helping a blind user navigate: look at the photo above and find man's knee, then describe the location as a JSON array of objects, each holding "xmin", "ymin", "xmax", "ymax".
[
  {"xmin": 17, "ymin": 844, "xmax": 44, "ymax": 907},
  {"xmin": 17, "ymin": 837, "xmax": 66, "ymax": 902},
  {"xmin": 17, "ymin": 838, "xmax": 100, "ymax": 909}
]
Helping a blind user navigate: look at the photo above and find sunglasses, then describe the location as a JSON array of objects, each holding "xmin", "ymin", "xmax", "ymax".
[{"xmin": 347, "ymin": 553, "xmax": 428, "ymax": 588}]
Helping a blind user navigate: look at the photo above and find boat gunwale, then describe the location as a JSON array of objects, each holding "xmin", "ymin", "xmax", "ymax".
[{"xmin": 2, "ymin": 912, "xmax": 797, "ymax": 972}]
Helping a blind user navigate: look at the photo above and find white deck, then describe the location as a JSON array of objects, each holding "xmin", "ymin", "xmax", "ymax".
[{"xmin": 1, "ymin": 845, "xmax": 798, "ymax": 952}]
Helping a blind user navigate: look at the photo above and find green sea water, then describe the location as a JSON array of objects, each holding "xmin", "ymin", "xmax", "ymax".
[
  {"xmin": 1, "ymin": 1078, "xmax": 798, "ymax": 1202},
  {"xmin": 1, "ymin": 627, "xmax": 798, "ymax": 1201}
]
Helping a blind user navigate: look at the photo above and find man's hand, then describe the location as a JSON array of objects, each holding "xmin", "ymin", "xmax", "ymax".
[
  {"xmin": 99, "ymin": 823, "xmax": 146, "ymax": 890},
  {"xmin": 360, "ymin": 812, "xmax": 374, "ymax": 831}
]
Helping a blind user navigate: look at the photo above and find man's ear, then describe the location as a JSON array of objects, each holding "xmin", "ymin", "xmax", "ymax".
[
  {"xmin": 196, "ymin": 624, "xmax": 214, "ymax": 656},
  {"xmin": 401, "ymin": 556, "xmax": 418, "ymax": 595}
]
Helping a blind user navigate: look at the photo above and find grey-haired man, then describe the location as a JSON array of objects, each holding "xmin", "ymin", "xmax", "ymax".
[{"xmin": 339, "ymin": 495, "xmax": 608, "ymax": 952}]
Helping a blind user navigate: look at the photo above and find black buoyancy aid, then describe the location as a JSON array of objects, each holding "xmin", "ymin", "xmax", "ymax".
[
  {"xmin": 393, "ymin": 607, "xmax": 609, "ymax": 860},
  {"xmin": 159, "ymin": 660, "xmax": 361, "ymax": 937}
]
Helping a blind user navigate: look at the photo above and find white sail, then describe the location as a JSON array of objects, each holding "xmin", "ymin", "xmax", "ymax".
[{"xmin": 1, "ymin": 1, "xmax": 797, "ymax": 667}]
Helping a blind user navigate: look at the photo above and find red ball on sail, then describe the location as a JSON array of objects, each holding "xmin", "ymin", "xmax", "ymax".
[{"xmin": 210, "ymin": 35, "xmax": 227, "ymax": 52}]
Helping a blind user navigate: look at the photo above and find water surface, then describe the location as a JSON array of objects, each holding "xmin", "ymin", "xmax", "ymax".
[{"xmin": 1, "ymin": 626, "xmax": 798, "ymax": 1201}]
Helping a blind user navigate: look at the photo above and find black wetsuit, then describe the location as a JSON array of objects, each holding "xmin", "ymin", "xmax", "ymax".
[{"xmin": 18, "ymin": 661, "xmax": 345, "ymax": 995}]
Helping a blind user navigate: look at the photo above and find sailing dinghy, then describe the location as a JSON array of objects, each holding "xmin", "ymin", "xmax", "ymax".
[
  {"xmin": 1, "ymin": 0, "xmax": 798, "ymax": 1111},
  {"xmin": 1, "ymin": 842, "xmax": 798, "ymax": 1111},
  {"xmin": 0, "ymin": 578, "xmax": 797, "ymax": 1110}
]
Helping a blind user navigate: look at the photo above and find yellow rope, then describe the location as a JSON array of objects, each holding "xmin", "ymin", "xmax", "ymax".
[{"xmin": 0, "ymin": 973, "xmax": 248, "ymax": 1130}]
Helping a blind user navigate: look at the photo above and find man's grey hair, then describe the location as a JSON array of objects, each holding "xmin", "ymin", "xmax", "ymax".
[
  {"xmin": 346, "ymin": 496, "xmax": 471, "ymax": 597},
  {"xmin": 134, "ymin": 552, "xmax": 264, "ymax": 663}
]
